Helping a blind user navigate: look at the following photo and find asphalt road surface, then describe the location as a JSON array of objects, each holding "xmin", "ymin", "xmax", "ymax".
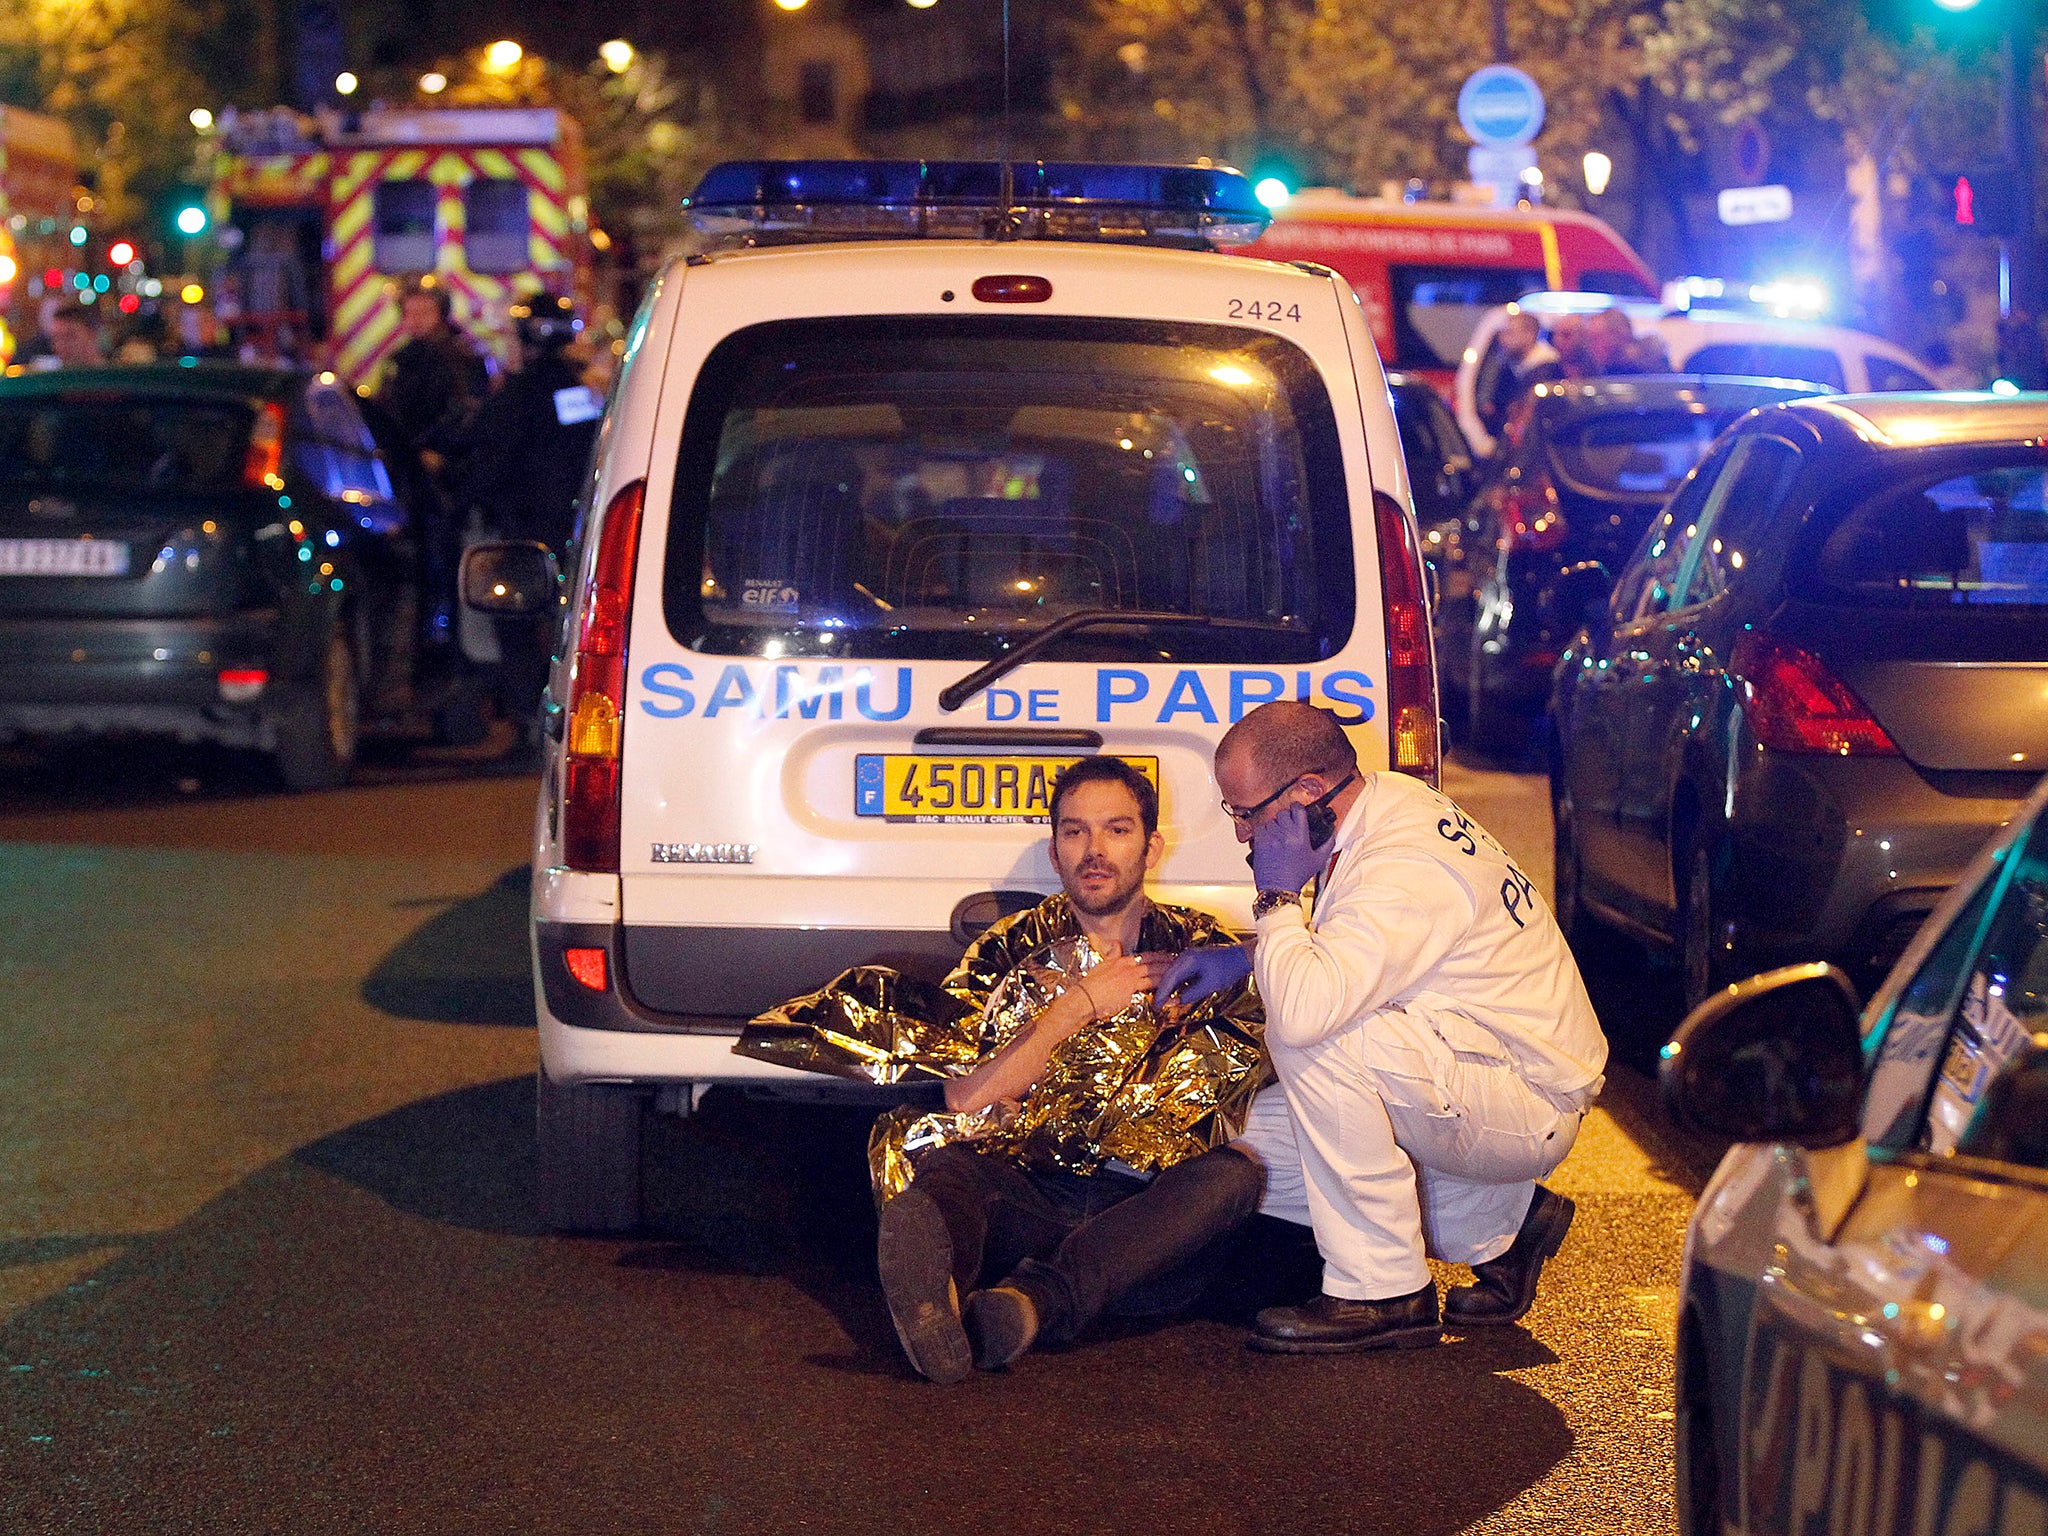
[{"xmin": 0, "ymin": 738, "xmax": 1720, "ymax": 1535}]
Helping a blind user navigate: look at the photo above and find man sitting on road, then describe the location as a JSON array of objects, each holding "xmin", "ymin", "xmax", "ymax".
[
  {"xmin": 1160, "ymin": 702, "xmax": 1607, "ymax": 1352},
  {"xmin": 868, "ymin": 756, "xmax": 1267, "ymax": 1383}
]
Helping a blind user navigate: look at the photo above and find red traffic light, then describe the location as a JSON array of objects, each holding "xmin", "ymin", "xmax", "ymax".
[
  {"xmin": 107, "ymin": 240, "xmax": 136, "ymax": 266},
  {"xmin": 1953, "ymin": 175, "xmax": 1975, "ymax": 226}
]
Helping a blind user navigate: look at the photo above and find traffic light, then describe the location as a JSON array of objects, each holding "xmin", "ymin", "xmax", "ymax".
[
  {"xmin": 1949, "ymin": 166, "xmax": 2020, "ymax": 236},
  {"xmin": 106, "ymin": 239, "xmax": 136, "ymax": 267},
  {"xmin": 174, "ymin": 204, "xmax": 208, "ymax": 237}
]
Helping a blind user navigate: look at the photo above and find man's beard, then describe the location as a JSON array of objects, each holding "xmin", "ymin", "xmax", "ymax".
[{"xmin": 1065, "ymin": 860, "xmax": 1145, "ymax": 918}]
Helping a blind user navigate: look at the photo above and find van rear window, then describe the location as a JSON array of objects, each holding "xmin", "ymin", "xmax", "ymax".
[
  {"xmin": 1810, "ymin": 461, "xmax": 2048, "ymax": 608},
  {"xmin": 1681, "ymin": 343, "xmax": 1846, "ymax": 391},
  {"xmin": 662, "ymin": 317, "xmax": 1355, "ymax": 664},
  {"xmin": 1391, "ymin": 265, "xmax": 1544, "ymax": 369}
]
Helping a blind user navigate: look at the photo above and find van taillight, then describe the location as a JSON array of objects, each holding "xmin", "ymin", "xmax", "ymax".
[
  {"xmin": 1732, "ymin": 634, "xmax": 1899, "ymax": 757},
  {"xmin": 243, "ymin": 402, "xmax": 285, "ymax": 489},
  {"xmin": 1374, "ymin": 490, "xmax": 1439, "ymax": 786},
  {"xmin": 563, "ymin": 478, "xmax": 646, "ymax": 871}
]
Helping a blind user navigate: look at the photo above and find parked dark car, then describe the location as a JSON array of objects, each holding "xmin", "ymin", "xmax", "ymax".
[
  {"xmin": 1439, "ymin": 374, "xmax": 1830, "ymax": 757},
  {"xmin": 1388, "ymin": 370, "xmax": 1482, "ymax": 628},
  {"xmin": 1389, "ymin": 369, "xmax": 1477, "ymax": 536},
  {"xmin": 0, "ymin": 363, "xmax": 472, "ymax": 787},
  {"xmin": 1549, "ymin": 392, "xmax": 2048, "ymax": 1011}
]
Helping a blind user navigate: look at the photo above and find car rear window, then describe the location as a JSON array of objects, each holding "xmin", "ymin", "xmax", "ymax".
[
  {"xmin": 1811, "ymin": 460, "xmax": 2048, "ymax": 607},
  {"xmin": 1546, "ymin": 408, "xmax": 1728, "ymax": 498},
  {"xmin": 662, "ymin": 316, "xmax": 1355, "ymax": 664},
  {"xmin": 0, "ymin": 395, "xmax": 255, "ymax": 497},
  {"xmin": 1679, "ymin": 343, "xmax": 1846, "ymax": 391}
]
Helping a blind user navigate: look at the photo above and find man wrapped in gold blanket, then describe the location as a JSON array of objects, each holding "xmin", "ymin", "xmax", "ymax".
[{"xmin": 739, "ymin": 756, "xmax": 1266, "ymax": 1382}]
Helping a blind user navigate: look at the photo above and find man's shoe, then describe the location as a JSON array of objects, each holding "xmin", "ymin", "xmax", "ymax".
[
  {"xmin": 876, "ymin": 1187, "xmax": 971, "ymax": 1383},
  {"xmin": 963, "ymin": 1285, "xmax": 1038, "ymax": 1371},
  {"xmin": 1249, "ymin": 1283, "xmax": 1441, "ymax": 1353},
  {"xmin": 1444, "ymin": 1186, "xmax": 1576, "ymax": 1327}
]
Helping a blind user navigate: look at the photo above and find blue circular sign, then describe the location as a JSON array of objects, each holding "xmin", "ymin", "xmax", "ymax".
[{"xmin": 1458, "ymin": 66, "xmax": 1545, "ymax": 146}]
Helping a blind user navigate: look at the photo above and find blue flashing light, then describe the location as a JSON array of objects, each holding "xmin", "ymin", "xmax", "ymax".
[{"xmin": 683, "ymin": 160, "xmax": 1270, "ymax": 247}]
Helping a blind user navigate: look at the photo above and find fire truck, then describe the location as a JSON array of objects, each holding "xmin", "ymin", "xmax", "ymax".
[{"xmin": 210, "ymin": 105, "xmax": 593, "ymax": 389}]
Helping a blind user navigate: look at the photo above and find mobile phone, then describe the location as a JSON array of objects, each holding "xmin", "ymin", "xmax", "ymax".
[{"xmin": 1304, "ymin": 773, "xmax": 1355, "ymax": 848}]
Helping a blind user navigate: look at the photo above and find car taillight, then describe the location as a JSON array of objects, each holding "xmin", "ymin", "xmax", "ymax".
[
  {"xmin": 1374, "ymin": 490, "xmax": 1439, "ymax": 786},
  {"xmin": 217, "ymin": 667, "xmax": 267, "ymax": 702},
  {"xmin": 1733, "ymin": 634, "xmax": 1899, "ymax": 757},
  {"xmin": 243, "ymin": 401, "xmax": 285, "ymax": 490},
  {"xmin": 1497, "ymin": 471, "xmax": 1566, "ymax": 552},
  {"xmin": 562, "ymin": 478, "xmax": 646, "ymax": 871}
]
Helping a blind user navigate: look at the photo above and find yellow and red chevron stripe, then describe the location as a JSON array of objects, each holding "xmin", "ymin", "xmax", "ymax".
[{"xmin": 224, "ymin": 132, "xmax": 590, "ymax": 391}]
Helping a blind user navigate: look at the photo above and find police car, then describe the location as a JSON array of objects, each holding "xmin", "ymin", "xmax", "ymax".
[
  {"xmin": 1662, "ymin": 770, "xmax": 2048, "ymax": 1536},
  {"xmin": 462, "ymin": 161, "xmax": 1440, "ymax": 1231}
]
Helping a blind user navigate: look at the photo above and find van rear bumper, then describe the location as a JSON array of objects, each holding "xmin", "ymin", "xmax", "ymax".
[{"xmin": 537, "ymin": 919, "xmax": 963, "ymax": 1033}]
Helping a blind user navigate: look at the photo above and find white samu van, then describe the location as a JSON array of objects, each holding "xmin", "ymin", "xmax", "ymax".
[{"xmin": 463, "ymin": 161, "xmax": 1441, "ymax": 1229}]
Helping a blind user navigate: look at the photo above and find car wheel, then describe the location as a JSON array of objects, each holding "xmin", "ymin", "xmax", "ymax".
[
  {"xmin": 536, "ymin": 1068, "xmax": 644, "ymax": 1233},
  {"xmin": 1682, "ymin": 840, "xmax": 1729, "ymax": 1011},
  {"xmin": 1552, "ymin": 787, "xmax": 1610, "ymax": 961},
  {"xmin": 433, "ymin": 672, "xmax": 493, "ymax": 748},
  {"xmin": 272, "ymin": 621, "xmax": 361, "ymax": 791}
]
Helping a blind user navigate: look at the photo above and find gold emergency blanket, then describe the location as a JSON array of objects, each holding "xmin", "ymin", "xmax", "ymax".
[{"xmin": 736, "ymin": 895, "xmax": 1266, "ymax": 1201}]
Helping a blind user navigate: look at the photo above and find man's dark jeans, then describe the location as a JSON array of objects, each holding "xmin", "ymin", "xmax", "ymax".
[{"xmin": 907, "ymin": 1142, "xmax": 1263, "ymax": 1345}]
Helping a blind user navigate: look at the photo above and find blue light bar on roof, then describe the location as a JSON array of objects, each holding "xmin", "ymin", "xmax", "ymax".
[{"xmin": 683, "ymin": 160, "xmax": 1271, "ymax": 247}]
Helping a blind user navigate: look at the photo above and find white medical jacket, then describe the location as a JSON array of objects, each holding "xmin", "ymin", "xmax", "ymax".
[{"xmin": 1252, "ymin": 771, "xmax": 1607, "ymax": 1099}]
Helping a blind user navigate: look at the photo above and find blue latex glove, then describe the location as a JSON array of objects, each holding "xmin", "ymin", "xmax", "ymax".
[
  {"xmin": 1159, "ymin": 945, "xmax": 1253, "ymax": 1010},
  {"xmin": 1251, "ymin": 803, "xmax": 1331, "ymax": 894}
]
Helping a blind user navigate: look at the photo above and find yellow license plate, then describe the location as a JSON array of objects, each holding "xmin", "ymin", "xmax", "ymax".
[{"xmin": 854, "ymin": 754, "xmax": 1158, "ymax": 825}]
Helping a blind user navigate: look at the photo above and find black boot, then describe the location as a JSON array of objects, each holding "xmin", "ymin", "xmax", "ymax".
[
  {"xmin": 963, "ymin": 1285, "xmax": 1040, "ymax": 1371},
  {"xmin": 1250, "ymin": 1282, "xmax": 1441, "ymax": 1353},
  {"xmin": 876, "ymin": 1186, "xmax": 972, "ymax": 1383},
  {"xmin": 1444, "ymin": 1186, "xmax": 1576, "ymax": 1327}
]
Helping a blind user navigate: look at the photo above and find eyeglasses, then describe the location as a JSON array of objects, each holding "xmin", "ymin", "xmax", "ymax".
[
  {"xmin": 1220, "ymin": 765, "xmax": 1352, "ymax": 823},
  {"xmin": 1220, "ymin": 775, "xmax": 1308, "ymax": 824}
]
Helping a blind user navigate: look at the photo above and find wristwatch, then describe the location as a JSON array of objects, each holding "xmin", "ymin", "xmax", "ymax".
[{"xmin": 1252, "ymin": 888, "xmax": 1303, "ymax": 920}]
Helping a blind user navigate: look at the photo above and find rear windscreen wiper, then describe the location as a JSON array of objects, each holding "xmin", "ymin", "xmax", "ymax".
[{"xmin": 938, "ymin": 609, "xmax": 1222, "ymax": 713}]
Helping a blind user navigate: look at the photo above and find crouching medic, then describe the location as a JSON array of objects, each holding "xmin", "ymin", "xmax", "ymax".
[
  {"xmin": 743, "ymin": 755, "xmax": 1268, "ymax": 1382},
  {"xmin": 1160, "ymin": 701, "xmax": 1607, "ymax": 1352}
]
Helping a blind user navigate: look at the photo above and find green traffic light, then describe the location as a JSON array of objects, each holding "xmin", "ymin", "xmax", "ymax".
[
  {"xmin": 175, "ymin": 205, "xmax": 208, "ymax": 236},
  {"xmin": 1930, "ymin": 0, "xmax": 1981, "ymax": 9}
]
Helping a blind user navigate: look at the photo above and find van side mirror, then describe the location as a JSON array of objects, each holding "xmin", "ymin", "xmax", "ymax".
[
  {"xmin": 1542, "ymin": 560, "xmax": 1612, "ymax": 632},
  {"xmin": 461, "ymin": 540, "xmax": 561, "ymax": 617},
  {"xmin": 1660, "ymin": 962, "xmax": 1865, "ymax": 1148}
]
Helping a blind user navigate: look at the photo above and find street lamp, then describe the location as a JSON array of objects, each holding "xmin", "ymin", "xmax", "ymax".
[
  {"xmin": 419, "ymin": 72, "xmax": 448, "ymax": 95},
  {"xmin": 1583, "ymin": 151, "xmax": 1612, "ymax": 196},
  {"xmin": 188, "ymin": 107, "xmax": 214, "ymax": 132},
  {"xmin": 335, "ymin": 72, "xmax": 359, "ymax": 96},
  {"xmin": 599, "ymin": 39, "xmax": 635, "ymax": 72},
  {"xmin": 484, "ymin": 39, "xmax": 524, "ymax": 73},
  {"xmin": 773, "ymin": 0, "xmax": 810, "ymax": 11}
]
